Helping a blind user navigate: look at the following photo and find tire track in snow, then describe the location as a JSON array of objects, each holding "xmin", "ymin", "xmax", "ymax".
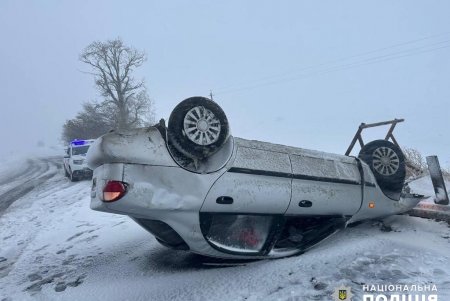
[
  {"xmin": 0, "ymin": 156, "xmax": 67, "ymax": 283},
  {"xmin": 0, "ymin": 157, "xmax": 62, "ymax": 215},
  {"xmin": 0, "ymin": 159, "xmax": 34, "ymax": 186}
]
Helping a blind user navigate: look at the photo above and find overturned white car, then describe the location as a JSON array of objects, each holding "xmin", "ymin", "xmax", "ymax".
[{"xmin": 87, "ymin": 96, "xmax": 427, "ymax": 259}]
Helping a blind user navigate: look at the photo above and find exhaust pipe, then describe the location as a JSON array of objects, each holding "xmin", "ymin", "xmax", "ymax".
[{"xmin": 426, "ymin": 156, "xmax": 449, "ymax": 205}]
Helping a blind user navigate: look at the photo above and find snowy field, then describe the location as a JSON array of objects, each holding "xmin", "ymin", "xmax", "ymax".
[{"xmin": 0, "ymin": 155, "xmax": 449, "ymax": 301}]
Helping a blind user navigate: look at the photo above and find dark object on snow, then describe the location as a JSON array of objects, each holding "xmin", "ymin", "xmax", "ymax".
[{"xmin": 426, "ymin": 155, "xmax": 449, "ymax": 205}]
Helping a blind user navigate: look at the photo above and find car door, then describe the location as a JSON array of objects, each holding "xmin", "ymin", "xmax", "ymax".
[
  {"xmin": 286, "ymin": 154, "xmax": 362, "ymax": 216},
  {"xmin": 201, "ymin": 146, "xmax": 292, "ymax": 214},
  {"xmin": 200, "ymin": 145, "xmax": 292, "ymax": 255}
]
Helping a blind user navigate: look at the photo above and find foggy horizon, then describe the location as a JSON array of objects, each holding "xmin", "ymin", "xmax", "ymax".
[{"xmin": 1, "ymin": 1, "xmax": 449, "ymax": 167}]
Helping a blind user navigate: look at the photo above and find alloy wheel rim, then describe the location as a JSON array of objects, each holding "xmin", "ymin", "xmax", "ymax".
[
  {"xmin": 372, "ymin": 146, "xmax": 400, "ymax": 176},
  {"xmin": 183, "ymin": 106, "xmax": 221, "ymax": 145}
]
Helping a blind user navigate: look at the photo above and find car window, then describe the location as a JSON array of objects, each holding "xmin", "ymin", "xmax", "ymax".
[{"xmin": 72, "ymin": 145, "xmax": 90, "ymax": 155}]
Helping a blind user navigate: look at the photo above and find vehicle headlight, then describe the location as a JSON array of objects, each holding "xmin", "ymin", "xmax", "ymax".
[{"xmin": 73, "ymin": 159, "xmax": 84, "ymax": 165}]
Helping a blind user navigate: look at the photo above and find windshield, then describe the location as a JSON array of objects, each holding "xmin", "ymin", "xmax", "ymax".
[{"xmin": 72, "ymin": 145, "xmax": 90, "ymax": 155}]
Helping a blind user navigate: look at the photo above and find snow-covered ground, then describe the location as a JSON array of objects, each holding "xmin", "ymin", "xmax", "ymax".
[
  {"xmin": 409, "ymin": 175, "xmax": 450, "ymax": 202},
  {"xmin": 0, "ymin": 156, "xmax": 449, "ymax": 301}
]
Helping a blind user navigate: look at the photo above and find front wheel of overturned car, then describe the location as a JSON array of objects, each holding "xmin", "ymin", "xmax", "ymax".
[
  {"xmin": 358, "ymin": 139, "xmax": 406, "ymax": 194},
  {"xmin": 168, "ymin": 96, "xmax": 230, "ymax": 160}
]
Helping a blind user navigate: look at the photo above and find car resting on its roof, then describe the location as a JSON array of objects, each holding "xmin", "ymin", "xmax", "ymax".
[{"xmin": 86, "ymin": 96, "xmax": 441, "ymax": 259}]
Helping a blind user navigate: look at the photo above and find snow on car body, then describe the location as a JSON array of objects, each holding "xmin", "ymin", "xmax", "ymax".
[{"xmin": 87, "ymin": 97, "xmax": 423, "ymax": 259}]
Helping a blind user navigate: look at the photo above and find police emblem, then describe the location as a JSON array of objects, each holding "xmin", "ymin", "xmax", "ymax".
[{"xmin": 332, "ymin": 285, "xmax": 353, "ymax": 301}]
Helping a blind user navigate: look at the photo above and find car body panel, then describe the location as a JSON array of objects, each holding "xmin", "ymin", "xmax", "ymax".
[
  {"xmin": 87, "ymin": 127, "xmax": 177, "ymax": 168},
  {"xmin": 202, "ymin": 172, "xmax": 292, "ymax": 214},
  {"xmin": 233, "ymin": 146, "xmax": 292, "ymax": 174},
  {"xmin": 288, "ymin": 180, "xmax": 362, "ymax": 216}
]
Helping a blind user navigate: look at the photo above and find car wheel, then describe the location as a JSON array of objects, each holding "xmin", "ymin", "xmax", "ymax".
[
  {"xmin": 358, "ymin": 140, "xmax": 406, "ymax": 193},
  {"xmin": 69, "ymin": 170, "xmax": 77, "ymax": 182},
  {"xmin": 168, "ymin": 96, "xmax": 230, "ymax": 160}
]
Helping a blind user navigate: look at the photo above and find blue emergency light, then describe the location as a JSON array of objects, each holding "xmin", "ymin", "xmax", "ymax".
[{"xmin": 71, "ymin": 139, "xmax": 90, "ymax": 146}]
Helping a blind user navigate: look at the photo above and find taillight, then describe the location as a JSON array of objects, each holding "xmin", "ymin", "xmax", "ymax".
[{"xmin": 102, "ymin": 181, "xmax": 127, "ymax": 202}]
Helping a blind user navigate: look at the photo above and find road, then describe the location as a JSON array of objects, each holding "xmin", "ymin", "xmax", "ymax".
[{"xmin": 0, "ymin": 157, "xmax": 62, "ymax": 215}]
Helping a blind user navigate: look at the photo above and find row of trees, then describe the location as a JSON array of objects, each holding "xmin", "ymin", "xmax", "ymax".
[{"xmin": 62, "ymin": 38, "xmax": 154, "ymax": 143}]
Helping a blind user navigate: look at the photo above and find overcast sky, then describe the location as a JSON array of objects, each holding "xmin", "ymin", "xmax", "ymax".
[{"xmin": 1, "ymin": 1, "xmax": 449, "ymax": 165}]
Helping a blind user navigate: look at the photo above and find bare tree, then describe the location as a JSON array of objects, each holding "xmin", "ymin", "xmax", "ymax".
[
  {"xmin": 403, "ymin": 147, "xmax": 427, "ymax": 178},
  {"xmin": 80, "ymin": 38, "xmax": 153, "ymax": 130}
]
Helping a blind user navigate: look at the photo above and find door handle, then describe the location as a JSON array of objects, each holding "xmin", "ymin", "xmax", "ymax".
[
  {"xmin": 298, "ymin": 200, "xmax": 313, "ymax": 207},
  {"xmin": 216, "ymin": 196, "xmax": 234, "ymax": 205}
]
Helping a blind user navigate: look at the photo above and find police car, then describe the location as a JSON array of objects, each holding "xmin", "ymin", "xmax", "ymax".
[
  {"xmin": 86, "ymin": 97, "xmax": 446, "ymax": 259},
  {"xmin": 64, "ymin": 139, "xmax": 95, "ymax": 182}
]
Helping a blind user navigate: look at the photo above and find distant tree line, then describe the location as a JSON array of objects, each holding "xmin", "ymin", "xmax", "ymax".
[{"xmin": 62, "ymin": 38, "xmax": 154, "ymax": 143}]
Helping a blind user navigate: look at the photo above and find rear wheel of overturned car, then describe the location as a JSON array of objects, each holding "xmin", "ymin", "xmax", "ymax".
[
  {"xmin": 168, "ymin": 96, "xmax": 230, "ymax": 160},
  {"xmin": 358, "ymin": 140, "xmax": 406, "ymax": 193}
]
